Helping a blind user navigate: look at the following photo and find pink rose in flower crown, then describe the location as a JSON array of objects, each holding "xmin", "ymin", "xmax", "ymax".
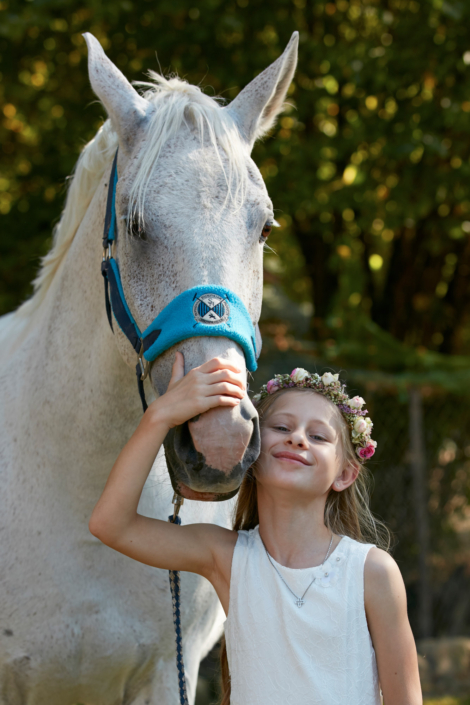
[
  {"xmin": 266, "ymin": 379, "xmax": 281, "ymax": 394},
  {"xmin": 357, "ymin": 443, "xmax": 376, "ymax": 460}
]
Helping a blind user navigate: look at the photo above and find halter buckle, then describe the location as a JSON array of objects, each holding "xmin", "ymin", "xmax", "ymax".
[
  {"xmin": 137, "ymin": 342, "xmax": 150, "ymax": 381},
  {"xmin": 172, "ymin": 493, "xmax": 184, "ymax": 519},
  {"xmin": 102, "ymin": 242, "xmax": 115, "ymax": 261}
]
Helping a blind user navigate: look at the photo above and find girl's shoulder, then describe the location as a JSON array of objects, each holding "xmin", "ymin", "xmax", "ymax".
[
  {"xmin": 364, "ymin": 545, "xmax": 400, "ymax": 582},
  {"xmin": 234, "ymin": 525, "xmax": 270, "ymax": 561},
  {"xmin": 337, "ymin": 534, "xmax": 376, "ymax": 557},
  {"xmin": 236, "ymin": 524, "xmax": 260, "ymax": 545},
  {"xmin": 331, "ymin": 536, "xmax": 380, "ymax": 580},
  {"xmin": 363, "ymin": 548, "xmax": 407, "ymax": 623}
]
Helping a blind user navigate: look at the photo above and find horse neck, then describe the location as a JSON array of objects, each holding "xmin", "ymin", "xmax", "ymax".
[{"xmin": 28, "ymin": 175, "xmax": 145, "ymax": 488}]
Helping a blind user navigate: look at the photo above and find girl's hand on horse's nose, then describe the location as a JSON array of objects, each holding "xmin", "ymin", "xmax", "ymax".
[{"xmin": 147, "ymin": 353, "xmax": 246, "ymax": 429}]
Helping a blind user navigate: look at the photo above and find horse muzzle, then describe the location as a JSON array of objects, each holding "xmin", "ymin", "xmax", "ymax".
[{"xmin": 163, "ymin": 394, "xmax": 260, "ymax": 501}]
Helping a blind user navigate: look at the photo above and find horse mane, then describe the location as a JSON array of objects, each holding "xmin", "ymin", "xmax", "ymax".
[{"xmin": 17, "ymin": 73, "xmax": 247, "ymax": 319}]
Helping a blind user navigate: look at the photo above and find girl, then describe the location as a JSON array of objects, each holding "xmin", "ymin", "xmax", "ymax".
[{"xmin": 90, "ymin": 353, "xmax": 422, "ymax": 705}]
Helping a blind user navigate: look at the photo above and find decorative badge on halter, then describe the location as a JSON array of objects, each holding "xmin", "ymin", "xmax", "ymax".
[
  {"xmin": 101, "ymin": 151, "xmax": 261, "ymax": 413},
  {"xmin": 253, "ymin": 367, "xmax": 377, "ymax": 461}
]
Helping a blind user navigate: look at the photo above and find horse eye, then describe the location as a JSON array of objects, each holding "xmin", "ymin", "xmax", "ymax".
[
  {"xmin": 128, "ymin": 217, "xmax": 146, "ymax": 239},
  {"xmin": 260, "ymin": 223, "xmax": 272, "ymax": 242}
]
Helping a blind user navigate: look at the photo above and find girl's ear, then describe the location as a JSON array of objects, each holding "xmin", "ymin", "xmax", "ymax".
[{"xmin": 333, "ymin": 462, "xmax": 360, "ymax": 492}]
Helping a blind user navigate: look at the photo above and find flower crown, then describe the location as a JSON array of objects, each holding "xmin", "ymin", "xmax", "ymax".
[{"xmin": 252, "ymin": 368, "xmax": 377, "ymax": 461}]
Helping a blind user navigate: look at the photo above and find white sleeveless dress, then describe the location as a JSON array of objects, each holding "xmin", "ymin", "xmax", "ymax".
[{"xmin": 225, "ymin": 526, "xmax": 382, "ymax": 705}]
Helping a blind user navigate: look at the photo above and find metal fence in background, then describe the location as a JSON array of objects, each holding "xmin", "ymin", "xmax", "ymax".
[{"xmin": 363, "ymin": 384, "xmax": 470, "ymax": 640}]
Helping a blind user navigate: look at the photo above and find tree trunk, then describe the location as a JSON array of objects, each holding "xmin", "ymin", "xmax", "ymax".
[{"xmin": 409, "ymin": 387, "xmax": 432, "ymax": 638}]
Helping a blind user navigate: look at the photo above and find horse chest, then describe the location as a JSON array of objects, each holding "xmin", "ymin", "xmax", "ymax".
[{"xmin": 1, "ymin": 546, "xmax": 218, "ymax": 703}]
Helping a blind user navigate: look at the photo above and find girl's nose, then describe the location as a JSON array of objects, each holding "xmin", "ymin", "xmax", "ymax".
[{"xmin": 286, "ymin": 431, "xmax": 307, "ymax": 448}]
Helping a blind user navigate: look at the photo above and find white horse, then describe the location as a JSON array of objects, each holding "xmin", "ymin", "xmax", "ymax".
[{"xmin": 0, "ymin": 32, "xmax": 298, "ymax": 704}]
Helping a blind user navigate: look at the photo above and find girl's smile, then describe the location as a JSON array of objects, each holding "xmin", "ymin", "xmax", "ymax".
[{"xmin": 273, "ymin": 451, "xmax": 312, "ymax": 466}]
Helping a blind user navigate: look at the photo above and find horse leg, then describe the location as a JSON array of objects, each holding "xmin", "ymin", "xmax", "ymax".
[
  {"xmin": 0, "ymin": 653, "xmax": 31, "ymax": 705},
  {"xmin": 128, "ymin": 663, "xmax": 181, "ymax": 705}
]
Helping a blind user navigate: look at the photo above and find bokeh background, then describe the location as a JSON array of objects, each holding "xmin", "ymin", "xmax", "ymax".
[{"xmin": 2, "ymin": 0, "xmax": 470, "ymax": 702}]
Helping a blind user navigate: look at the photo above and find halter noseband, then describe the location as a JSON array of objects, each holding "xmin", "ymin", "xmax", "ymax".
[{"xmin": 101, "ymin": 151, "xmax": 261, "ymax": 412}]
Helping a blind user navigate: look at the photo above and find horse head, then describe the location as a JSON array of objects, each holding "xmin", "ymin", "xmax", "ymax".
[{"xmin": 85, "ymin": 32, "xmax": 298, "ymax": 501}]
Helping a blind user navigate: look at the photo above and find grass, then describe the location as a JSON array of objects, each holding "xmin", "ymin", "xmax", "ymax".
[{"xmin": 424, "ymin": 698, "xmax": 470, "ymax": 705}]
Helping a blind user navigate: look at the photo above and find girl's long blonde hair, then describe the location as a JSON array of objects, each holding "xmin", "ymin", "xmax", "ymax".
[{"xmin": 219, "ymin": 387, "xmax": 391, "ymax": 705}]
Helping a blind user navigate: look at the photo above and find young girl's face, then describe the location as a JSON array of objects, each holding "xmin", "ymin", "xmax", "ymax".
[{"xmin": 255, "ymin": 391, "xmax": 346, "ymax": 499}]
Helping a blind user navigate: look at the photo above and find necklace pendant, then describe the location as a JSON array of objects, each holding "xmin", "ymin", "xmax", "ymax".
[{"xmin": 295, "ymin": 598, "xmax": 305, "ymax": 608}]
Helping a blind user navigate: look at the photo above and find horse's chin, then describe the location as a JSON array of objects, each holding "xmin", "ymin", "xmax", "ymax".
[{"xmin": 175, "ymin": 481, "xmax": 240, "ymax": 503}]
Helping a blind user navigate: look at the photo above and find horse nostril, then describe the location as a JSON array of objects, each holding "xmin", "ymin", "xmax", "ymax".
[{"xmin": 189, "ymin": 405, "xmax": 253, "ymax": 475}]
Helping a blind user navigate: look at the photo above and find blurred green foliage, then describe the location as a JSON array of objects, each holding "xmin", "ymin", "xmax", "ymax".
[{"xmin": 2, "ymin": 0, "xmax": 470, "ymax": 375}]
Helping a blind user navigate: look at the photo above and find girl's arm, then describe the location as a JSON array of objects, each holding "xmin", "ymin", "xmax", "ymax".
[
  {"xmin": 364, "ymin": 548, "xmax": 423, "ymax": 705},
  {"xmin": 88, "ymin": 353, "xmax": 242, "ymax": 583}
]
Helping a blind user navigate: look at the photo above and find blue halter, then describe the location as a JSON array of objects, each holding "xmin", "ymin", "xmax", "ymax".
[{"xmin": 101, "ymin": 151, "xmax": 260, "ymax": 411}]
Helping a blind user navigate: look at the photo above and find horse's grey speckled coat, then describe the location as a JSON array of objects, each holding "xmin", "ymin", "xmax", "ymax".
[{"xmin": 0, "ymin": 32, "xmax": 298, "ymax": 704}]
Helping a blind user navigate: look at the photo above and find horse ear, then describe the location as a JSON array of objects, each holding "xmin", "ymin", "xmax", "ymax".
[
  {"xmin": 227, "ymin": 31, "xmax": 299, "ymax": 147},
  {"xmin": 83, "ymin": 33, "xmax": 150, "ymax": 154}
]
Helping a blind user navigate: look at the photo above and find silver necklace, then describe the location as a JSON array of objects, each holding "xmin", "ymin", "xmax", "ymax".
[{"xmin": 263, "ymin": 533, "xmax": 334, "ymax": 608}]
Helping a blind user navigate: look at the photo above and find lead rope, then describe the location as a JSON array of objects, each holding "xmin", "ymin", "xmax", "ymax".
[
  {"xmin": 102, "ymin": 153, "xmax": 185, "ymax": 697},
  {"xmin": 168, "ymin": 493, "xmax": 189, "ymax": 705}
]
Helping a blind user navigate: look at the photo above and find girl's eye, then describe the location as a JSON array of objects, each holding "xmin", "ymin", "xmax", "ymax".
[
  {"xmin": 259, "ymin": 222, "xmax": 272, "ymax": 243},
  {"xmin": 274, "ymin": 425, "xmax": 289, "ymax": 432},
  {"xmin": 311, "ymin": 435, "xmax": 325, "ymax": 442}
]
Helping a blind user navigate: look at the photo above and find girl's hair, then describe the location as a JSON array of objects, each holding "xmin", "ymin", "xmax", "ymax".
[{"xmin": 219, "ymin": 387, "xmax": 391, "ymax": 705}]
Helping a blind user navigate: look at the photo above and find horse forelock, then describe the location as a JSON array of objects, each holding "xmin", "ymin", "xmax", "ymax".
[
  {"xmin": 18, "ymin": 73, "xmax": 250, "ymax": 320},
  {"xmin": 129, "ymin": 73, "xmax": 249, "ymax": 224}
]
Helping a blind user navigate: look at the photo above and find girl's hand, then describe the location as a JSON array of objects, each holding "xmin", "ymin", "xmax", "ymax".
[{"xmin": 148, "ymin": 352, "xmax": 246, "ymax": 430}]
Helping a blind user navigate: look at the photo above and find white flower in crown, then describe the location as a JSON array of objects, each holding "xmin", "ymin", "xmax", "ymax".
[
  {"xmin": 321, "ymin": 372, "xmax": 339, "ymax": 386},
  {"xmin": 353, "ymin": 417, "xmax": 369, "ymax": 435},
  {"xmin": 290, "ymin": 368, "xmax": 309, "ymax": 383},
  {"xmin": 364, "ymin": 417, "xmax": 373, "ymax": 428},
  {"xmin": 348, "ymin": 395, "xmax": 365, "ymax": 410}
]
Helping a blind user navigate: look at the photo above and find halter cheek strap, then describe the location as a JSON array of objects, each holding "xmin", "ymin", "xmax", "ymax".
[{"xmin": 101, "ymin": 151, "xmax": 261, "ymax": 412}]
